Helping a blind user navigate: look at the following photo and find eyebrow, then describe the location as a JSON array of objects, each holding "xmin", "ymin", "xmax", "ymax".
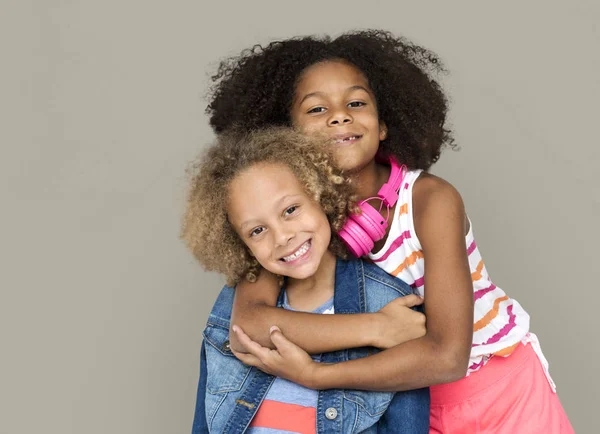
[
  {"xmin": 298, "ymin": 85, "xmax": 371, "ymax": 105},
  {"xmin": 238, "ymin": 194, "xmax": 303, "ymax": 230},
  {"xmin": 239, "ymin": 220, "xmax": 258, "ymax": 231}
]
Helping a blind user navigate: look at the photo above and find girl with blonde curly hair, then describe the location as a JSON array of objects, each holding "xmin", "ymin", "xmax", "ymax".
[
  {"xmin": 182, "ymin": 127, "xmax": 355, "ymax": 286},
  {"xmin": 183, "ymin": 127, "xmax": 429, "ymax": 433}
]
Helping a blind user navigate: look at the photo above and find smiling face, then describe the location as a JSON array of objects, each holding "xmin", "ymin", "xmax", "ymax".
[
  {"xmin": 290, "ymin": 60, "xmax": 387, "ymax": 173},
  {"xmin": 226, "ymin": 162, "xmax": 332, "ymax": 280}
]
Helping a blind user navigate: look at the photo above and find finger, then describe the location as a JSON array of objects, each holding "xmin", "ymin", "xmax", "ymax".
[
  {"xmin": 231, "ymin": 350, "xmax": 263, "ymax": 367},
  {"xmin": 231, "ymin": 325, "xmax": 271, "ymax": 358},
  {"xmin": 398, "ymin": 294, "xmax": 424, "ymax": 307},
  {"xmin": 269, "ymin": 326, "xmax": 302, "ymax": 355}
]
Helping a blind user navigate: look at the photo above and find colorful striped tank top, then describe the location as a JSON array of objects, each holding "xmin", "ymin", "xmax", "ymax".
[{"xmin": 368, "ymin": 169, "xmax": 531, "ymax": 375}]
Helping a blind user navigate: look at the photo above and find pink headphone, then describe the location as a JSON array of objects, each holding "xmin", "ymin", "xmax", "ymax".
[{"xmin": 338, "ymin": 157, "xmax": 407, "ymax": 257}]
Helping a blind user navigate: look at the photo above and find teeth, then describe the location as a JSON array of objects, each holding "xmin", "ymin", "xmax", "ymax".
[
  {"xmin": 336, "ymin": 136, "xmax": 359, "ymax": 143},
  {"xmin": 282, "ymin": 241, "xmax": 310, "ymax": 262}
]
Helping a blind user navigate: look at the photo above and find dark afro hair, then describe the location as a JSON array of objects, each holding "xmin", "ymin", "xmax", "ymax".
[{"xmin": 207, "ymin": 29, "xmax": 455, "ymax": 170}]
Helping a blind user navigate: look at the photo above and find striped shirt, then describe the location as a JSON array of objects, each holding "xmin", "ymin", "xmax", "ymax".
[
  {"xmin": 368, "ymin": 169, "xmax": 530, "ymax": 375},
  {"xmin": 248, "ymin": 295, "xmax": 334, "ymax": 434}
]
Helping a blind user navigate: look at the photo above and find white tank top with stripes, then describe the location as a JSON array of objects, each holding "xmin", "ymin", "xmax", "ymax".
[{"xmin": 368, "ymin": 169, "xmax": 531, "ymax": 375}]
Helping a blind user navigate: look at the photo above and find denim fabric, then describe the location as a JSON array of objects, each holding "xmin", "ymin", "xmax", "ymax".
[{"xmin": 192, "ymin": 259, "xmax": 430, "ymax": 433}]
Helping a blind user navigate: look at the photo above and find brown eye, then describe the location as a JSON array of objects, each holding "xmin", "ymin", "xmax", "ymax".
[
  {"xmin": 250, "ymin": 227, "xmax": 265, "ymax": 237},
  {"xmin": 307, "ymin": 107, "xmax": 326, "ymax": 114},
  {"xmin": 348, "ymin": 101, "xmax": 366, "ymax": 108},
  {"xmin": 284, "ymin": 206, "xmax": 298, "ymax": 216}
]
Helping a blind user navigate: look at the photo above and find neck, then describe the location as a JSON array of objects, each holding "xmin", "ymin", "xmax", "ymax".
[
  {"xmin": 285, "ymin": 250, "xmax": 336, "ymax": 311},
  {"xmin": 351, "ymin": 159, "xmax": 392, "ymax": 201}
]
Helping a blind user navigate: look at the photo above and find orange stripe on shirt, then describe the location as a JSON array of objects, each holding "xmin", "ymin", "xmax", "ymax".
[
  {"xmin": 249, "ymin": 399, "xmax": 316, "ymax": 433},
  {"xmin": 391, "ymin": 250, "xmax": 424, "ymax": 276},
  {"xmin": 471, "ymin": 260, "xmax": 485, "ymax": 281},
  {"xmin": 473, "ymin": 295, "xmax": 509, "ymax": 332},
  {"xmin": 398, "ymin": 203, "xmax": 408, "ymax": 215},
  {"xmin": 493, "ymin": 342, "xmax": 520, "ymax": 357}
]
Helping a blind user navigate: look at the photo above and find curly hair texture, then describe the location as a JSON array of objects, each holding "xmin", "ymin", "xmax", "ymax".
[
  {"xmin": 207, "ymin": 29, "xmax": 455, "ymax": 170},
  {"xmin": 181, "ymin": 128, "xmax": 357, "ymax": 285}
]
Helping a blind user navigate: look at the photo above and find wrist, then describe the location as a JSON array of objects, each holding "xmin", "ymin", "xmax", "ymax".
[
  {"xmin": 364, "ymin": 312, "xmax": 385, "ymax": 348},
  {"xmin": 347, "ymin": 313, "xmax": 379, "ymax": 348},
  {"xmin": 302, "ymin": 362, "xmax": 332, "ymax": 390}
]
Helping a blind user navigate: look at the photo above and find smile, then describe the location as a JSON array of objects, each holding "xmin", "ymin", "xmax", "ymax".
[{"xmin": 281, "ymin": 240, "xmax": 311, "ymax": 262}]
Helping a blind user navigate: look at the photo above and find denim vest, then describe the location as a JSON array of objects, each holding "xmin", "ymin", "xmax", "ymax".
[{"xmin": 192, "ymin": 259, "xmax": 430, "ymax": 433}]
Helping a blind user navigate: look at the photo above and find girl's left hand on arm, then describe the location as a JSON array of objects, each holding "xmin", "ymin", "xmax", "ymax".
[{"xmin": 231, "ymin": 325, "xmax": 319, "ymax": 386}]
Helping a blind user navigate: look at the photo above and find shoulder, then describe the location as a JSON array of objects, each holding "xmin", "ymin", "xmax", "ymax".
[
  {"xmin": 412, "ymin": 172, "xmax": 465, "ymax": 210},
  {"xmin": 206, "ymin": 284, "xmax": 235, "ymax": 328},
  {"xmin": 412, "ymin": 173, "xmax": 468, "ymax": 245}
]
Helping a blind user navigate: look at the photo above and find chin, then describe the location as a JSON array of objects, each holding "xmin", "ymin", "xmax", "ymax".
[{"xmin": 289, "ymin": 264, "xmax": 320, "ymax": 280}]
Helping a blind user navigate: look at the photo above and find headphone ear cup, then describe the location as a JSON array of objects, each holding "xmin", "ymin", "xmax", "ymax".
[
  {"xmin": 351, "ymin": 203, "xmax": 388, "ymax": 242},
  {"xmin": 338, "ymin": 218, "xmax": 374, "ymax": 257},
  {"xmin": 338, "ymin": 202, "xmax": 388, "ymax": 257}
]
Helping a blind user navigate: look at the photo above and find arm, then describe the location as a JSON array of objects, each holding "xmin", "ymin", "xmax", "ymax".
[
  {"xmin": 309, "ymin": 176, "xmax": 474, "ymax": 390},
  {"xmin": 230, "ymin": 270, "xmax": 426, "ymax": 354},
  {"xmin": 234, "ymin": 176, "xmax": 474, "ymax": 391}
]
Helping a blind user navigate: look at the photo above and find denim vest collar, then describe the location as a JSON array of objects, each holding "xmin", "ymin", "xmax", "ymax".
[{"xmin": 275, "ymin": 259, "xmax": 366, "ymax": 313}]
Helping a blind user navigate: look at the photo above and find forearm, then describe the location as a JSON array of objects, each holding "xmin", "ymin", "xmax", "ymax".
[
  {"xmin": 307, "ymin": 334, "xmax": 471, "ymax": 392},
  {"xmin": 231, "ymin": 302, "xmax": 379, "ymax": 354}
]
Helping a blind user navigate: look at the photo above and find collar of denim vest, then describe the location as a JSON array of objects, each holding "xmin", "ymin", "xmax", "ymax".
[{"xmin": 276, "ymin": 259, "xmax": 365, "ymax": 314}]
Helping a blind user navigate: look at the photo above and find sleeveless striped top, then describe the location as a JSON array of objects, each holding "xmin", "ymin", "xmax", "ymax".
[{"xmin": 368, "ymin": 169, "xmax": 530, "ymax": 375}]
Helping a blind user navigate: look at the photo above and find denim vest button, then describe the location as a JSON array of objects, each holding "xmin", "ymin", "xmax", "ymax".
[
  {"xmin": 325, "ymin": 407, "xmax": 337, "ymax": 420},
  {"xmin": 222, "ymin": 340, "xmax": 231, "ymax": 352}
]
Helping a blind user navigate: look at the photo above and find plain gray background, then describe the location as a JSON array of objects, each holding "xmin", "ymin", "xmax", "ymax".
[{"xmin": 1, "ymin": 1, "xmax": 598, "ymax": 433}]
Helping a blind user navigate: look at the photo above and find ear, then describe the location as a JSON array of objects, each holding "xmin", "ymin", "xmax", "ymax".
[{"xmin": 379, "ymin": 121, "xmax": 388, "ymax": 141}]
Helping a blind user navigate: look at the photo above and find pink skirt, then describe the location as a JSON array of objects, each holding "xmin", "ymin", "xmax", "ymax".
[{"xmin": 429, "ymin": 342, "xmax": 574, "ymax": 433}]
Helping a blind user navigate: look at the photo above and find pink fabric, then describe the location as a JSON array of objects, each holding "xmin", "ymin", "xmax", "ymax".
[{"xmin": 429, "ymin": 343, "xmax": 574, "ymax": 433}]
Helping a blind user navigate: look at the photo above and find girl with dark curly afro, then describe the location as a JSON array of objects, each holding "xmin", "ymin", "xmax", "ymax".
[
  {"xmin": 184, "ymin": 127, "xmax": 430, "ymax": 433},
  {"xmin": 205, "ymin": 30, "xmax": 573, "ymax": 432}
]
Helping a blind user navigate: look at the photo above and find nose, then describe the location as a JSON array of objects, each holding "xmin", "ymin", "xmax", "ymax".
[
  {"xmin": 328, "ymin": 107, "xmax": 353, "ymax": 126},
  {"xmin": 273, "ymin": 224, "xmax": 295, "ymax": 247}
]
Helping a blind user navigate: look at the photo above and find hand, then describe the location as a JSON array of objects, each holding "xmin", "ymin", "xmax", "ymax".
[
  {"xmin": 373, "ymin": 294, "xmax": 426, "ymax": 349},
  {"xmin": 231, "ymin": 324, "xmax": 319, "ymax": 387}
]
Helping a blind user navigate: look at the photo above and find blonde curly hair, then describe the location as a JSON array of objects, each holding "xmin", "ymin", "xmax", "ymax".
[{"xmin": 181, "ymin": 127, "xmax": 357, "ymax": 285}]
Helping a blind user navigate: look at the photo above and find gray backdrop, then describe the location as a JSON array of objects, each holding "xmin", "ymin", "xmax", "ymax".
[{"xmin": 2, "ymin": 1, "xmax": 597, "ymax": 433}]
